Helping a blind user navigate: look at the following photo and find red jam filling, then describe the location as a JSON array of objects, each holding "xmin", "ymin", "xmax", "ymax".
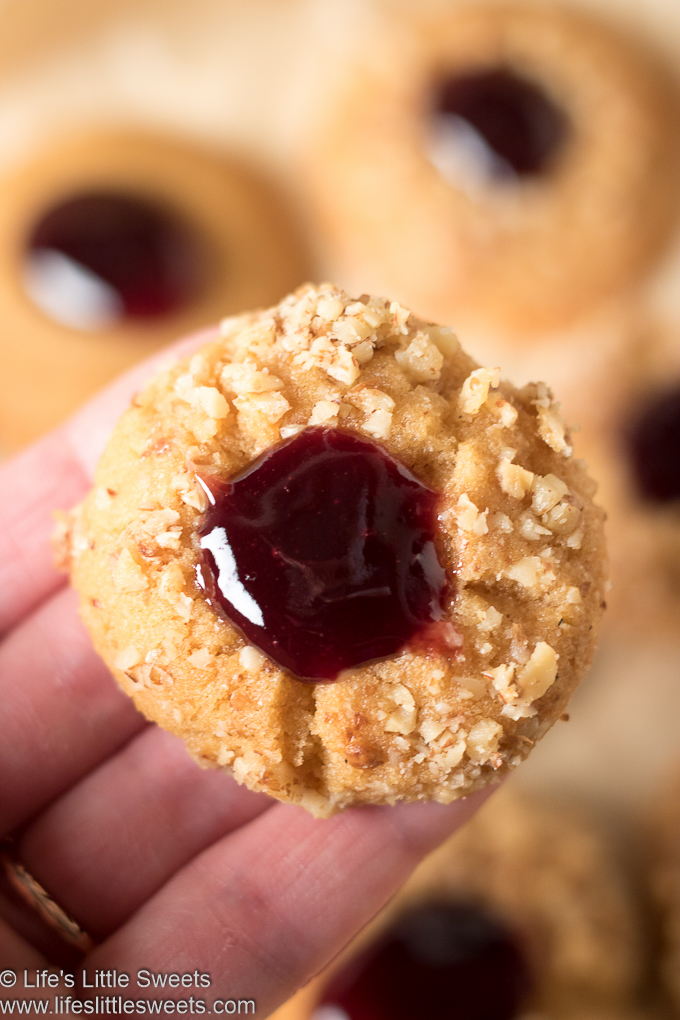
[
  {"xmin": 434, "ymin": 68, "xmax": 568, "ymax": 177},
  {"xmin": 197, "ymin": 427, "xmax": 448, "ymax": 682},
  {"xmin": 319, "ymin": 903, "xmax": 531, "ymax": 1020},
  {"xmin": 626, "ymin": 386, "xmax": 680, "ymax": 503},
  {"xmin": 27, "ymin": 191, "xmax": 203, "ymax": 321}
]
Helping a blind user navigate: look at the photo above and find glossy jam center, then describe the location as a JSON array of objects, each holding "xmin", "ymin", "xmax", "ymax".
[
  {"xmin": 433, "ymin": 68, "xmax": 568, "ymax": 177},
  {"xmin": 198, "ymin": 427, "xmax": 447, "ymax": 682},
  {"xmin": 26, "ymin": 191, "xmax": 203, "ymax": 328},
  {"xmin": 318, "ymin": 903, "xmax": 532, "ymax": 1020},
  {"xmin": 626, "ymin": 385, "xmax": 680, "ymax": 502}
]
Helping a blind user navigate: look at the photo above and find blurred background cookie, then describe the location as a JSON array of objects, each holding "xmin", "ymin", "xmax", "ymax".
[
  {"xmin": 271, "ymin": 788, "xmax": 644, "ymax": 1018},
  {"xmin": 0, "ymin": 130, "xmax": 311, "ymax": 450},
  {"xmin": 307, "ymin": 2, "xmax": 680, "ymax": 339}
]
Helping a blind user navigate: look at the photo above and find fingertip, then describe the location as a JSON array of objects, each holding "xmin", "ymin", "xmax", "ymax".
[{"xmin": 376, "ymin": 783, "xmax": 499, "ymax": 855}]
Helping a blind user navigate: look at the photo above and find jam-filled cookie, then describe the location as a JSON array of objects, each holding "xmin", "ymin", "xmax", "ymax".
[
  {"xmin": 309, "ymin": 3, "xmax": 680, "ymax": 335},
  {"xmin": 272, "ymin": 789, "xmax": 642, "ymax": 1018},
  {"xmin": 60, "ymin": 283, "xmax": 606, "ymax": 816},
  {"xmin": 0, "ymin": 130, "xmax": 310, "ymax": 450}
]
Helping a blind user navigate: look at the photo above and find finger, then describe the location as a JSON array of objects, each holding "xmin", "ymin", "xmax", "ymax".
[
  {"xmin": 0, "ymin": 587, "xmax": 144, "ymax": 837},
  {"xmin": 85, "ymin": 792, "xmax": 489, "ymax": 1012},
  {"xmin": 16, "ymin": 726, "xmax": 273, "ymax": 940},
  {"xmin": 0, "ymin": 917, "xmax": 46, "ymax": 971},
  {"xmin": 0, "ymin": 432, "xmax": 86, "ymax": 636},
  {"xmin": 0, "ymin": 327, "xmax": 218, "ymax": 638}
]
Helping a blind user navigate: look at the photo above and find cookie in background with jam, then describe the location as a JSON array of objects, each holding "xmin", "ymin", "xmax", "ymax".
[{"xmin": 271, "ymin": 788, "xmax": 643, "ymax": 1019}]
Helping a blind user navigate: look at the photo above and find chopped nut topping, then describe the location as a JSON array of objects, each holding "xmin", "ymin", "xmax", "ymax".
[
  {"xmin": 196, "ymin": 387, "xmax": 229, "ymax": 420},
  {"xmin": 484, "ymin": 664, "xmax": 517, "ymax": 704},
  {"xmin": 174, "ymin": 374, "xmax": 229, "ymax": 421},
  {"xmin": 533, "ymin": 391, "xmax": 572, "ymax": 456},
  {"xmin": 389, "ymin": 300, "xmax": 411, "ymax": 334},
  {"xmin": 442, "ymin": 739, "xmax": 467, "ymax": 768},
  {"xmin": 316, "ymin": 294, "xmax": 345, "ymax": 322},
  {"xmin": 518, "ymin": 512, "xmax": 552, "ymax": 541},
  {"xmin": 127, "ymin": 662, "xmax": 173, "ymax": 688},
  {"xmin": 159, "ymin": 562, "xmax": 185, "ymax": 599},
  {"xmin": 129, "ymin": 509, "xmax": 181, "ymax": 550},
  {"xmin": 394, "ymin": 332, "xmax": 444, "ymax": 382},
  {"xmin": 505, "ymin": 556, "xmax": 556, "ymax": 589},
  {"xmin": 419, "ymin": 718, "xmax": 449, "ymax": 744},
  {"xmin": 279, "ymin": 423, "xmax": 305, "ymax": 440},
  {"xmin": 460, "ymin": 367, "xmax": 501, "ymax": 415},
  {"xmin": 531, "ymin": 473, "xmax": 569, "ymax": 514},
  {"xmin": 188, "ymin": 354, "xmax": 208, "ymax": 380},
  {"xmin": 453, "ymin": 493, "xmax": 489, "ymax": 536},
  {"xmin": 114, "ymin": 645, "xmax": 142, "ymax": 671},
  {"xmin": 162, "ymin": 632, "xmax": 179, "ymax": 661},
  {"xmin": 486, "ymin": 392, "xmax": 518, "ymax": 428},
  {"xmin": 309, "ymin": 400, "xmax": 341, "ymax": 426},
  {"xmin": 478, "ymin": 606, "xmax": 503, "ymax": 632},
  {"xmin": 542, "ymin": 501, "xmax": 580, "ymax": 536},
  {"xmin": 239, "ymin": 646, "xmax": 264, "ymax": 672},
  {"xmin": 173, "ymin": 474, "xmax": 209, "ymax": 512},
  {"xmin": 188, "ymin": 648, "xmax": 212, "ymax": 669},
  {"xmin": 466, "ymin": 719, "xmax": 503, "ymax": 763},
  {"xmin": 497, "ymin": 459, "xmax": 534, "ymax": 499},
  {"xmin": 113, "ymin": 548, "xmax": 148, "ymax": 592},
  {"xmin": 220, "ymin": 362, "xmax": 285, "ymax": 396},
  {"xmin": 348, "ymin": 387, "xmax": 396, "ymax": 439},
  {"xmin": 363, "ymin": 407, "xmax": 393, "ymax": 439},
  {"xmin": 517, "ymin": 642, "xmax": 558, "ymax": 703},
  {"xmin": 385, "ymin": 683, "xmax": 417, "ymax": 735},
  {"xmin": 234, "ymin": 391, "xmax": 291, "ymax": 424},
  {"xmin": 458, "ymin": 675, "xmax": 486, "ymax": 700},
  {"xmin": 175, "ymin": 594, "xmax": 193, "ymax": 621},
  {"xmin": 155, "ymin": 529, "xmax": 182, "ymax": 550},
  {"xmin": 332, "ymin": 315, "xmax": 372, "ymax": 347},
  {"xmin": 489, "ymin": 512, "xmax": 513, "ymax": 533},
  {"xmin": 566, "ymin": 527, "xmax": 584, "ymax": 549}
]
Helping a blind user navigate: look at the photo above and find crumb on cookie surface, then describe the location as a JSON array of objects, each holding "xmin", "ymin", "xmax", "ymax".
[{"xmin": 62, "ymin": 283, "xmax": 607, "ymax": 816}]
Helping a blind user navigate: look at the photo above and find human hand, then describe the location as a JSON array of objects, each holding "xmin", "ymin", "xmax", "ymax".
[{"xmin": 0, "ymin": 328, "xmax": 489, "ymax": 1014}]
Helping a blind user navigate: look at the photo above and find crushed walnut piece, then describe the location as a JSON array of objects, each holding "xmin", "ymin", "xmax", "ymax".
[
  {"xmin": 347, "ymin": 387, "xmax": 395, "ymax": 439},
  {"xmin": 532, "ymin": 382, "xmax": 572, "ymax": 456},
  {"xmin": 385, "ymin": 683, "xmax": 418, "ymax": 735},
  {"xmin": 498, "ymin": 458, "xmax": 534, "ymax": 499},
  {"xmin": 460, "ymin": 367, "xmax": 501, "ymax": 415},
  {"xmin": 453, "ymin": 494, "xmax": 489, "ymax": 536},
  {"xmin": 466, "ymin": 719, "xmax": 503, "ymax": 765}
]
